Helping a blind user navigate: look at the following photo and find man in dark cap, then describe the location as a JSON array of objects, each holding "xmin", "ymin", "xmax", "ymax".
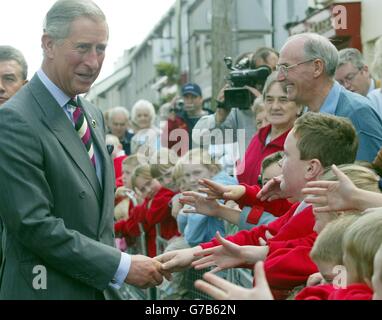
[{"xmin": 161, "ymin": 82, "xmax": 208, "ymax": 156}]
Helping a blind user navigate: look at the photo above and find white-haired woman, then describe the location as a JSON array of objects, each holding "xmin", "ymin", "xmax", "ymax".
[{"xmin": 130, "ymin": 99, "xmax": 160, "ymax": 156}]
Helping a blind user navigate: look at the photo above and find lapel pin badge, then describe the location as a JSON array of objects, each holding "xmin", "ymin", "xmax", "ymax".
[{"xmin": 91, "ymin": 119, "xmax": 97, "ymax": 128}]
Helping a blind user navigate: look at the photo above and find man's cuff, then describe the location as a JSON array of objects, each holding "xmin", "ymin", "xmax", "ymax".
[{"xmin": 109, "ymin": 252, "xmax": 131, "ymax": 289}]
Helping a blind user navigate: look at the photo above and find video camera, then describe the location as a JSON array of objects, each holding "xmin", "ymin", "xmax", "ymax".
[{"xmin": 222, "ymin": 56, "xmax": 272, "ymax": 110}]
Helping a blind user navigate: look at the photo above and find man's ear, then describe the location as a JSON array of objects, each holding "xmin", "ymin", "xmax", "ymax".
[
  {"xmin": 305, "ymin": 159, "xmax": 323, "ymax": 180},
  {"xmin": 313, "ymin": 59, "xmax": 325, "ymax": 78},
  {"xmin": 41, "ymin": 34, "xmax": 56, "ymax": 59},
  {"xmin": 361, "ymin": 65, "xmax": 370, "ymax": 77}
]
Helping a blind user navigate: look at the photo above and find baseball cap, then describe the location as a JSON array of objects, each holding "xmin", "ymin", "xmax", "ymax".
[{"xmin": 181, "ymin": 83, "xmax": 202, "ymax": 97}]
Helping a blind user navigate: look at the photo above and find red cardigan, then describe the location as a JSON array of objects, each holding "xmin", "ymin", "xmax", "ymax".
[
  {"xmin": 113, "ymin": 154, "xmax": 127, "ymax": 188},
  {"xmin": 115, "ymin": 188, "xmax": 180, "ymax": 257},
  {"xmin": 237, "ymin": 184, "xmax": 292, "ymax": 224},
  {"xmin": 236, "ymin": 124, "xmax": 289, "ymax": 186},
  {"xmin": 201, "ymin": 190, "xmax": 318, "ymax": 299},
  {"xmin": 295, "ymin": 283, "xmax": 373, "ymax": 300}
]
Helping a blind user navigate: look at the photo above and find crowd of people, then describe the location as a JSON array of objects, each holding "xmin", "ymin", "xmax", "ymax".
[{"xmin": 2, "ymin": 0, "xmax": 382, "ymax": 301}]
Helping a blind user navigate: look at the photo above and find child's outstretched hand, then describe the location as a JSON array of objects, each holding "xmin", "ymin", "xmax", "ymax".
[
  {"xmin": 257, "ymin": 175, "xmax": 288, "ymax": 202},
  {"xmin": 198, "ymin": 178, "xmax": 246, "ymax": 201},
  {"xmin": 194, "ymin": 261, "xmax": 274, "ymax": 300},
  {"xmin": 302, "ymin": 164, "xmax": 358, "ymax": 213}
]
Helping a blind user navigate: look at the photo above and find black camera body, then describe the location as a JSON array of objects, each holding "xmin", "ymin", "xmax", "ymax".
[{"xmin": 223, "ymin": 57, "xmax": 272, "ymax": 110}]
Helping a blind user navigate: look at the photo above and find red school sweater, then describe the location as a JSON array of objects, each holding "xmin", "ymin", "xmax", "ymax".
[
  {"xmin": 200, "ymin": 188, "xmax": 318, "ymax": 299},
  {"xmin": 114, "ymin": 188, "xmax": 180, "ymax": 257},
  {"xmin": 236, "ymin": 184, "xmax": 292, "ymax": 224},
  {"xmin": 236, "ymin": 124, "xmax": 290, "ymax": 186},
  {"xmin": 295, "ymin": 283, "xmax": 373, "ymax": 300}
]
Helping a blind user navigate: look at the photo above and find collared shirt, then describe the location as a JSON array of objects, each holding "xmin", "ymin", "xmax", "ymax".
[
  {"xmin": 369, "ymin": 78, "xmax": 376, "ymax": 94},
  {"xmin": 37, "ymin": 69, "xmax": 103, "ymax": 185},
  {"xmin": 292, "ymin": 201, "xmax": 311, "ymax": 217},
  {"xmin": 37, "ymin": 69, "xmax": 130, "ymax": 289},
  {"xmin": 320, "ymin": 81, "xmax": 341, "ymax": 115}
]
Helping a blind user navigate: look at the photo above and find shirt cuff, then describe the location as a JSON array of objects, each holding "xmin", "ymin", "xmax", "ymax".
[{"xmin": 109, "ymin": 252, "xmax": 131, "ymax": 289}]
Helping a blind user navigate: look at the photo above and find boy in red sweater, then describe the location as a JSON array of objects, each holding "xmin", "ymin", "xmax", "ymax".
[
  {"xmin": 156, "ymin": 112, "xmax": 358, "ymax": 299},
  {"xmin": 194, "ymin": 181, "xmax": 380, "ymax": 300}
]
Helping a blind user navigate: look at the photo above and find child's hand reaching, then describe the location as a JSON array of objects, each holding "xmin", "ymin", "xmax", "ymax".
[
  {"xmin": 194, "ymin": 261, "xmax": 274, "ymax": 300},
  {"xmin": 198, "ymin": 179, "xmax": 246, "ymax": 201}
]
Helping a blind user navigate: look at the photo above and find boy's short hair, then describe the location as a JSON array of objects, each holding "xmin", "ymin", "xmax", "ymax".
[
  {"xmin": 343, "ymin": 208, "xmax": 382, "ymax": 283},
  {"xmin": 293, "ymin": 112, "xmax": 358, "ymax": 168},
  {"xmin": 261, "ymin": 151, "xmax": 284, "ymax": 173},
  {"xmin": 311, "ymin": 215, "xmax": 359, "ymax": 266},
  {"xmin": 149, "ymin": 148, "xmax": 179, "ymax": 178},
  {"xmin": 131, "ymin": 164, "xmax": 152, "ymax": 189}
]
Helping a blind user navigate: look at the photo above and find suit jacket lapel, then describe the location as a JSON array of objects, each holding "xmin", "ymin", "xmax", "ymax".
[
  {"xmin": 79, "ymin": 98, "xmax": 115, "ymax": 236},
  {"xmin": 29, "ymin": 75, "xmax": 102, "ymax": 202}
]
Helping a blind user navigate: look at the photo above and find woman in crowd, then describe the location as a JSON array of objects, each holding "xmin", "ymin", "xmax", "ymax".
[{"xmin": 236, "ymin": 72, "xmax": 302, "ymax": 186}]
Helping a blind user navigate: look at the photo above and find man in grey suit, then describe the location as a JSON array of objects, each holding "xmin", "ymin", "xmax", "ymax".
[
  {"xmin": 0, "ymin": 0, "xmax": 168, "ymax": 299},
  {"xmin": 276, "ymin": 33, "xmax": 382, "ymax": 162}
]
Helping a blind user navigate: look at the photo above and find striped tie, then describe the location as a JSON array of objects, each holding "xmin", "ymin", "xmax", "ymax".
[{"xmin": 68, "ymin": 98, "xmax": 96, "ymax": 168}]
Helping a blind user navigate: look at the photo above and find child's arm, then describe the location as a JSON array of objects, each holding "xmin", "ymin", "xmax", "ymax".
[{"xmin": 144, "ymin": 190, "xmax": 174, "ymax": 227}]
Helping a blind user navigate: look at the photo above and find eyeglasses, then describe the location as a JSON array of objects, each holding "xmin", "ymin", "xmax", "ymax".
[
  {"xmin": 276, "ymin": 59, "xmax": 315, "ymax": 77},
  {"xmin": 338, "ymin": 69, "xmax": 361, "ymax": 86}
]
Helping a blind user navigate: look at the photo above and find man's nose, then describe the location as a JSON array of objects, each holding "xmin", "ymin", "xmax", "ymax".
[
  {"xmin": 84, "ymin": 48, "xmax": 101, "ymax": 70},
  {"xmin": 277, "ymin": 70, "xmax": 286, "ymax": 81},
  {"xmin": 0, "ymin": 80, "xmax": 5, "ymax": 92},
  {"xmin": 343, "ymin": 81, "xmax": 352, "ymax": 90}
]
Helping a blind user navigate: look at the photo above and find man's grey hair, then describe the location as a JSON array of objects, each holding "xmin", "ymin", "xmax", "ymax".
[
  {"xmin": 288, "ymin": 33, "xmax": 339, "ymax": 77},
  {"xmin": 0, "ymin": 45, "xmax": 28, "ymax": 80},
  {"xmin": 109, "ymin": 106, "xmax": 130, "ymax": 121},
  {"xmin": 43, "ymin": 0, "xmax": 107, "ymax": 41},
  {"xmin": 338, "ymin": 48, "xmax": 365, "ymax": 70}
]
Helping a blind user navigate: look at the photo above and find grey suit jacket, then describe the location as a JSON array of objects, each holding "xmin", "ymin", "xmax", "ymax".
[{"xmin": 0, "ymin": 74, "xmax": 122, "ymax": 299}]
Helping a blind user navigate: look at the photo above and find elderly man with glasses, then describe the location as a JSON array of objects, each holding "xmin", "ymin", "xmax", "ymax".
[
  {"xmin": 276, "ymin": 33, "xmax": 382, "ymax": 162},
  {"xmin": 335, "ymin": 48, "xmax": 379, "ymax": 97}
]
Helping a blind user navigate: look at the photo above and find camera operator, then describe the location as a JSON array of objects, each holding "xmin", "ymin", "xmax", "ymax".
[
  {"xmin": 252, "ymin": 47, "xmax": 279, "ymax": 71},
  {"xmin": 161, "ymin": 82, "xmax": 210, "ymax": 156},
  {"xmin": 192, "ymin": 50, "xmax": 276, "ymax": 160}
]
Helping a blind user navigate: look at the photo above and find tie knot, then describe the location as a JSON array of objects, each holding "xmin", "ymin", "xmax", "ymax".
[{"xmin": 68, "ymin": 98, "xmax": 79, "ymax": 108}]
